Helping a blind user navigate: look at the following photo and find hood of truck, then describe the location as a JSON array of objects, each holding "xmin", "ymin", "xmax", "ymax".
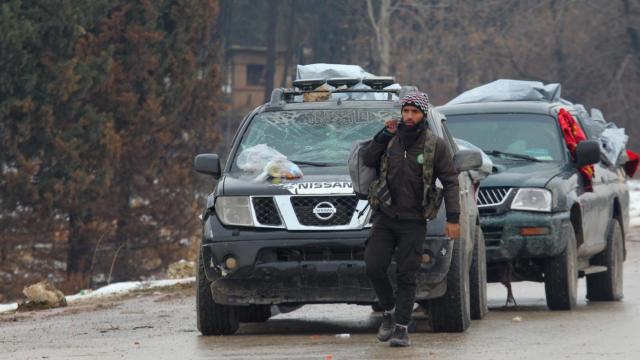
[
  {"xmin": 221, "ymin": 172, "xmax": 355, "ymax": 196},
  {"xmin": 480, "ymin": 160, "xmax": 564, "ymax": 188}
]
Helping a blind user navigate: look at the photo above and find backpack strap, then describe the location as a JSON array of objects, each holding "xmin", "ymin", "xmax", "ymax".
[
  {"xmin": 368, "ymin": 136, "xmax": 396, "ymax": 209},
  {"xmin": 422, "ymin": 127, "xmax": 437, "ymax": 202},
  {"xmin": 379, "ymin": 135, "xmax": 397, "ymax": 178},
  {"xmin": 422, "ymin": 127, "xmax": 443, "ymax": 219}
]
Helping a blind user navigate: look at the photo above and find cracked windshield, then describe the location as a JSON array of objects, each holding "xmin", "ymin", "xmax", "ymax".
[
  {"xmin": 233, "ymin": 108, "xmax": 396, "ymax": 171},
  {"xmin": 446, "ymin": 113, "xmax": 565, "ymax": 161}
]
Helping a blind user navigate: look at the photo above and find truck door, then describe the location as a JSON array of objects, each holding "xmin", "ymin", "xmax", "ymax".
[{"xmin": 574, "ymin": 114, "xmax": 609, "ymax": 255}]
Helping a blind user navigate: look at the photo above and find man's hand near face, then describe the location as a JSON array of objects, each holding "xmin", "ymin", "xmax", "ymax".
[
  {"xmin": 445, "ymin": 222, "xmax": 460, "ymax": 239},
  {"xmin": 384, "ymin": 118, "xmax": 398, "ymax": 134}
]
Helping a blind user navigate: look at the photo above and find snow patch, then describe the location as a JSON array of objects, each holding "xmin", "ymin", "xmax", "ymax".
[
  {"xmin": 629, "ymin": 180, "xmax": 640, "ymax": 228},
  {"xmin": 0, "ymin": 303, "xmax": 18, "ymax": 313},
  {"xmin": 65, "ymin": 277, "xmax": 195, "ymax": 302},
  {"xmin": 0, "ymin": 277, "xmax": 195, "ymax": 314}
]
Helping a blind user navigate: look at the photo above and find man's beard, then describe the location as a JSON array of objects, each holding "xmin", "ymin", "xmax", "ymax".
[{"xmin": 397, "ymin": 121, "xmax": 424, "ymax": 148}]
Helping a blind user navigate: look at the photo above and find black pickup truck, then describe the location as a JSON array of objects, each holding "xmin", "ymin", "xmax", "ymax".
[
  {"xmin": 193, "ymin": 79, "xmax": 487, "ymax": 335},
  {"xmin": 440, "ymin": 100, "xmax": 630, "ymax": 310}
]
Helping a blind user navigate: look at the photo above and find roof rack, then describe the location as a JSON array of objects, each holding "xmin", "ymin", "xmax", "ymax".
[
  {"xmin": 267, "ymin": 77, "xmax": 419, "ymax": 109},
  {"xmin": 291, "ymin": 76, "xmax": 396, "ymax": 91},
  {"xmin": 362, "ymin": 76, "xmax": 394, "ymax": 89},
  {"xmin": 326, "ymin": 77, "xmax": 360, "ymax": 88},
  {"xmin": 292, "ymin": 78, "xmax": 326, "ymax": 91}
]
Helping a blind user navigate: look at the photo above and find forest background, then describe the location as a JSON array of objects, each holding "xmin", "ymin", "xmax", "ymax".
[{"xmin": 1, "ymin": 0, "xmax": 638, "ymax": 301}]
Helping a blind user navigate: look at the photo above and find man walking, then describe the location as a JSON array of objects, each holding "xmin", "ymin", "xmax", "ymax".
[{"xmin": 363, "ymin": 91, "xmax": 460, "ymax": 347}]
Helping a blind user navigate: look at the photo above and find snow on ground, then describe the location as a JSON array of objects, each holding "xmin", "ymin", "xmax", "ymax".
[
  {"xmin": 0, "ymin": 277, "xmax": 195, "ymax": 314},
  {"xmin": 629, "ymin": 180, "xmax": 640, "ymax": 228},
  {"xmin": 64, "ymin": 277, "xmax": 195, "ymax": 302},
  {"xmin": 0, "ymin": 303, "xmax": 18, "ymax": 313}
]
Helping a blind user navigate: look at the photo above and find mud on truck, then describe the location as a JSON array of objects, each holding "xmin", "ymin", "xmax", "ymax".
[{"xmin": 194, "ymin": 77, "xmax": 487, "ymax": 335}]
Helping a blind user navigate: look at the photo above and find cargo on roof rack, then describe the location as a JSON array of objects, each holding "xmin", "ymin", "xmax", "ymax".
[
  {"xmin": 292, "ymin": 76, "xmax": 396, "ymax": 91},
  {"xmin": 447, "ymin": 79, "xmax": 562, "ymax": 105},
  {"xmin": 267, "ymin": 79, "xmax": 417, "ymax": 108}
]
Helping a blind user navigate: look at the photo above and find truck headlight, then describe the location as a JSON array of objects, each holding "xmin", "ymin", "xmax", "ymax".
[
  {"xmin": 510, "ymin": 188, "xmax": 552, "ymax": 212},
  {"xmin": 215, "ymin": 196, "xmax": 254, "ymax": 227}
]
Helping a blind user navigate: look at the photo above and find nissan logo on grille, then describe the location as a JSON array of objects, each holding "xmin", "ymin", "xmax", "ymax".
[{"xmin": 313, "ymin": 201, "xmax": 337, "ymax": 220}]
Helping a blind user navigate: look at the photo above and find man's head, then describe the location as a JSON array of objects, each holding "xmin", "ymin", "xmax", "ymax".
[{"xmin": 400, "ymin": 92, "xmax": 430, "ymax": 127}]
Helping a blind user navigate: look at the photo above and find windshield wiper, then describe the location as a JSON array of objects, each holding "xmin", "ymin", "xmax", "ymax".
[
  {"xmin": 291, "ymin": 160, "xmax": 343, "ymax": 167},
  {"xmin": 485, "ymin": 150, "xmax": 541, "ymax": 162}
]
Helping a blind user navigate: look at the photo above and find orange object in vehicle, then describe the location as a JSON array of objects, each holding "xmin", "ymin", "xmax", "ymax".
[
  {"xmin": 625, "ymin": 150, "xmax": 639, "ymax": 177},
  {"xmin": 557, "ymin": 108, "xmax": 594, "ymax": 191}
]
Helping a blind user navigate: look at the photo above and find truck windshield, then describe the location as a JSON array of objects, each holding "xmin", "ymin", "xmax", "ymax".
[
  {"xmin": 232, "ymin": 108, "xmax": 396, "ymax": 171},
  {"xmin": 446, "ymin": 113, "xmax": 565, "ymax": 161}
]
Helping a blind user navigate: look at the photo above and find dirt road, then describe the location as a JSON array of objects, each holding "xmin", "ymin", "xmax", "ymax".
[{"xmin": 2, "ymin": 234, "xmax": 640, "ymax": 360}]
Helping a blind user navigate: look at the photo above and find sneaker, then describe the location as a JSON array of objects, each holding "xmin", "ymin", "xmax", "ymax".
[
  {"xmin": 389, "ymin": 325, "xmax": 411, "ymax": 347},
  {"xmin": 376, "ymin": 312, "xmax": 394, "ymax": 342}
]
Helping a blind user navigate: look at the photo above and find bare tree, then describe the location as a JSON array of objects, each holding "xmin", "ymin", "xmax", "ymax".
[
  {"xmin": 264, "ymin": 2, "xmax": 279, "ymax": 101},
  {"xmin": 366, "ymin": 0, "xmax": 395, "ymax": 75}
]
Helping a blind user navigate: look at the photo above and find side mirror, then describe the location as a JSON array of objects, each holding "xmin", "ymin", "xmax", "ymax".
[
  {"xmin": 454, "ymin": 149, "xmax": 483, "ymax": 172},
  {"xmin": 575, "ymin": 140, "xmax": 600, "ymax": 167},
  {"xmin": 194, "ymin": 153, "xmax": 221, "ymax": 178}
]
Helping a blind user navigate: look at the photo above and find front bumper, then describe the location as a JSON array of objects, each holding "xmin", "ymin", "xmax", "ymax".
[
  {"xmin": 201, "ymin": 216, "xmax": 453, "ymax": 305},
  {"xmin": 481, "ymin": 210, "xmax": 572, "ymax": 263}
]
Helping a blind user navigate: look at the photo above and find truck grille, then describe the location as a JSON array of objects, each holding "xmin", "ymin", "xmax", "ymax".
[
  {"xmin": 290, "ymin": 196, "xmax": 358, "ymax": 226},
  {"xmin": 477, "ymin": 187, "xmax": 513, "ymax": 207},
  {"xmin": 252, "ymin": 197, "xmax": 282, "ymax": 226}
]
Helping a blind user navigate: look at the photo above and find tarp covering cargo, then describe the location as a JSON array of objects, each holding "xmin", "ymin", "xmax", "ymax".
[
  {"xmin": 447, "ymin": 79, "xmax": 561, "ymax": 105},
  {"xmin": 295, "ymin": 63, "xmax": 400, "ymax": 101},
  {"xmin": 296, "ymin": 63, "xmax": 376, "ymax": 80},
  {"xmin": 600, "ymin": 127, "xmax": 629, "ymax": 166}
]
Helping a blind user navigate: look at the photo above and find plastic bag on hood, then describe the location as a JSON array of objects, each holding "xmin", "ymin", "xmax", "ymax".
[{"xmin": 236, "ymin": 144, "xmax": 303, "ymax": 181}]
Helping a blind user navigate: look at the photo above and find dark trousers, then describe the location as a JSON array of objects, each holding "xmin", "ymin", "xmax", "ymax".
[{"xmin": 364, "ymin": 212, "xmax": 426, "ymax": 325}]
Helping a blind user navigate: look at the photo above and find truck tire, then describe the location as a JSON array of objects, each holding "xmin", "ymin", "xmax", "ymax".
[
  {"xmin": 238, "ymin": 305, "xmax": 272, "ymax": 323},
  {"xmin": 425, "ymin": 237, "xmax": 471, "ymax": 332},
  {"xmin": 544, "ymin": 226, "xmax": 578, "ymax": 310},
  {"xmin": 196, "ymin": 249, "xmax": 240, "ymax": 335},
  {"xmin": 586, "ymin": 218, "xmax": 624, "ymax": 301},
  {"xmin": 371, "ymin": 303, "xmax": 385, "ymax": 312},
  {"xmin": 470, "ymin": 224, "xmax": 488, "ymax": 320}
]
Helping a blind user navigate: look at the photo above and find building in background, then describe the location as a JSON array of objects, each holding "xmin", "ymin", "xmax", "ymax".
[{"xmin": 225, "ymin": 45, "xmax": 287, "ymax": 110}]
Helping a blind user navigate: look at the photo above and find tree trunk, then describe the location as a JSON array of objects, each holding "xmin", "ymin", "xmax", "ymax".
[
  {"xmin": 366, "ymin": 0, "xmax": 392, "ymax": 75},
  {"xmin": 111, "ymin": 169, "xmax": 134, "ymax": 283},
  {"xmin": 456, "ymin": 61, "xmax": 466, "ymax": 94},
  {"xmin": 263, "ymin": 2, "xmax": 279, "ymax": 102},
  {"xmin": 378, "ymin": 0, "xmax": 391, "ymax": 75},
  {"xmin": 280, "ymin": 0, "xmax": 295, "ymax": 87},
  {"xmin": 549, "ymin": 0, "xmax": 567, "ymax": 83},
  {"xmin": 622, "ymin": 0, "xmax": 639, "ymax": 61},
  {"xmin": 66, "ymin": 210, "xmax": 91, "ymax": 288}
]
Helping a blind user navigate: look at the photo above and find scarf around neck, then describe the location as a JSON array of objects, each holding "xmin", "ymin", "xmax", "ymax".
[{"xmin": 397, "ymin": 121, "xmax": 425, "ymax": 149}]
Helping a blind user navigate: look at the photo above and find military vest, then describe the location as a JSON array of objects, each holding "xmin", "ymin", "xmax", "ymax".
[{"xmin": 367, "ymin": 127, "xmax": 443, "ymax": 220}]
